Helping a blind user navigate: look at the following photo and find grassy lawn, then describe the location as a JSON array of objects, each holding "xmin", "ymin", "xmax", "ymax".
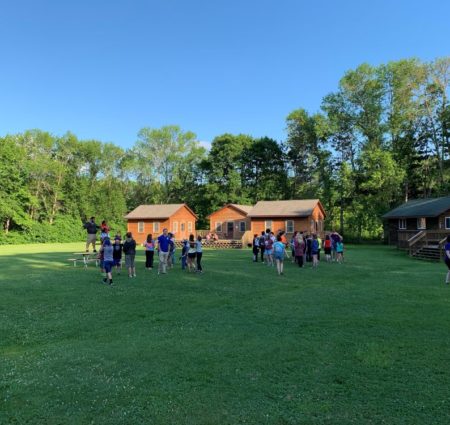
[{"xmin": 1, "ymin": 243, "xmax": 450, "ymax": 424}]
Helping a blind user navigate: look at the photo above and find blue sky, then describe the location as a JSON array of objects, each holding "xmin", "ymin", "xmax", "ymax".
[{"xmin": 0, "ymin": 0, "xmax": 449, "ymax": 149}]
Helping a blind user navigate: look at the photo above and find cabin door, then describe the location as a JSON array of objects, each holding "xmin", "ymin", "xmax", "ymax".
[{"xmin": 227, "ymin": 222, "xmax": 234, "ymax": 239}]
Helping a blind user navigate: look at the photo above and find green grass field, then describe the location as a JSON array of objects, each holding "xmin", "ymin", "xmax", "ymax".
[{"xmin": 1, "ymin": 243, "xmax": 450, "ymax": 424}]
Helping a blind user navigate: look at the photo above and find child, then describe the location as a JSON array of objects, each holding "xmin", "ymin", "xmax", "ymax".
[
  {"xmin": 336, "ymin": 240, "xmax": 344, "ymax": 263},
  {"xmin": 273, "ymin": 235, "xmax": 286, "ymax": 276},
  {"xmin": 100, "ymin": 220, "xmax": 110, "ymax": 241},
  {"xmin": 112, "ymin": 237, "xmax": 123, "ymax": 274},
  {"xmin": 252, "ymin": 234, "xmax": 259, "ymax": 262},
  {"xmin": 98, "ymin": 239, "xmax": 105, "ymax": 278},
  {"xmin": 259, "ymin": 231, "xmax": 266, "ymax": 263},
  {"xmin": 187, "ymin": 234, "xmax": 197, "ymax": 272},
  {"xmin": 101, "ymin": 238, "xmax": 114, "ymax": 285},
  {"xmin": 311, "ymin": 234, "xmax": 319, "ymax": 268},
  {"xmin": 294, "ymin": 233, "xmax": 305, "ymax": 268},
  {"xmin": 323, "ymin": 235, "xmax": 332, "ymax": 262},
  {"xmin": 123, "ymin": 232, "xmax": 137, "ymax": 278},
  {"xmin": 264, "ymin": 234, "xmax": 274, "ymax": 267},
  {"xmin": 143, "ymin": 234, "xmax": 155, "ymax": 270},
  {"xmin": 196, "ymin": 235, "xmax": 203, "ymax": 273},
  {"xmin": 181, "ymin": 239, "xmax": 189, "ymax": 270},
  {"xmin": 168, "ymin": 233, "xmax": 176, "ymax": 268}
]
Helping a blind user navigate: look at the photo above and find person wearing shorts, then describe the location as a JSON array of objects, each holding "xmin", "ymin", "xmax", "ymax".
[
  {"xmin": 157, "ymin": 228, "xmax": 170, "ymax": 274},
  {"xmin": 273, "ymin": 235, "xmax": 286, "ymax": 276},
  {"xmin": 112, "ymin": 237, "xmax": 123, "ymax": 273},
  {"xmin": 101, "ymin": 238, "xmax": 114, "ymax": 285},
  {"xmin": 264, "ymin": 236, "xmax": 274, "ymax": 266},
  {"xmin": 444, "ymin": 235, "xmax": 450, "ymax": 284},
  {"xmin": 187, "ymin": 234, "xmax": 197, "ymax": 272},
  {"xmin": 84, "ymin": 217, "xmax": 99, "ymax": 252},
  {"xmin": 123, "ymin": 232, "xmax": 137, "ymax": 278}
]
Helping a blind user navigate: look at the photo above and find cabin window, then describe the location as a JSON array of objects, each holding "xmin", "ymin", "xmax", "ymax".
[
  {"xmin": 417, "ymin": 217, "xmax": 426, "ymax": 230},
  {"xmin": 173, "ymin": 221, "xmax": 178, "ymax": 234},
  {"xmin": 239, "ymin": 221, "xmax": 246, "ymax": 232},
  {"xmin": 265, "ymin": 220, "xmax": 272, "ymax": 231},
  {"xmin": 445, "ymin": 217, "xmax": 450, "ymax": 230},
  {"xmin": 286, "ymin": 220, "xmax": 294, "ymax": 233},
  {"xmin": 181, "ymin": 222, "xmax": 185, "ymax": 232},
  {"xmin": 398, "ymin": 219, "xmax": 407, "ymax": 230},
  {"xmin": 215, "ymin": 222, "xmax": 222, "ymax": 232},
  {"xmin": 188, "ymin": 221, "xmax": 193, "ymax": 232},
  {"xmin": 138, "ymin": 221, "xmax": 144, "ymax": 233},
  {"xmin": 153, "ymin": 222, "xmax": 160, "ymax": 233}
]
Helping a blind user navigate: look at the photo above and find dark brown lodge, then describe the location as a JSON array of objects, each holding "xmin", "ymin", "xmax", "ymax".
[{"xmin": 383, "ymin": 196, "xmax": 450, "ymax": 251}]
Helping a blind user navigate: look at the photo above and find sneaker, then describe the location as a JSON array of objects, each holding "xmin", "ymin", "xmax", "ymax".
[
  {"xmin": 133, "ymin": 274, "xmax": 136, "ymax": 278},
  {"xmin": 93, "ymin": 250, "xmax": 97, "ymax": 253},
  {"xmin": 103, "ymin": 278, "xmax": 107, "ymax": 283},
  {"xmin": 129, "ymin": 275, "xmax": 132, "ymax": 278}
]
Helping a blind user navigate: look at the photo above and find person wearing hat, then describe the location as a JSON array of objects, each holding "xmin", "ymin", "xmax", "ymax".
[{"xmin": 84, "ymin": 216, "xmax": 100, "ymax": 252}]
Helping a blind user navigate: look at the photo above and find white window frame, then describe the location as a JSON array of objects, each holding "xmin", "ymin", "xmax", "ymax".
[
  {"xmin": 239, "ymin": 221, "xmax": 246, "ymax": 232},
  {"xmin": 188, "ymin": 221, "xmax": 193, "ymax": 232},
  {"xmin": 215, "ymin": 222, "xmax": 222, "ymax": 232},
  {"xmin": 138, "ymin": 221, "xmax": 145, "ymax": 233},
  {"xmin": 265, "ymin": 220, "xmax": 272, "ymax": 231},
  {"xmin": 417, "ymin": 217, "xmax": 426, "ymax": 230},
  {"xmin": 286, "ymin": 220, "xmax": 294, "ymax": 233},
  {"xmin": 153, "ymin": 222, "xmax": 160, "ymax": 233},
  {"xmin": 398, "ymin": 219, "xmax": 407, "ymax": 230},
  {"xmin": 445, "ymin": 217, "xmax": 450, "ymax": 230},
  {"xmin": 173, "ymin": 221, "xmax": 178, "ymax": 234}
]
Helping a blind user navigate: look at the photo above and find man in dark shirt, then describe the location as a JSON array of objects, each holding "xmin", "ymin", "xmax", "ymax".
[
  {"xmin": 157, "ymin": 228, "xmax": 171, "ymax": 274},
  {"xmin": 84, "ymin": 217, "xmax": 100, "ymax": 252}
]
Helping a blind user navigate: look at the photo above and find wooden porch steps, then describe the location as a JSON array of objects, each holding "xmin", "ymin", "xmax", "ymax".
[{"xmin": 412, "ymin": 245, "xmax": 441, "ymax": 261}]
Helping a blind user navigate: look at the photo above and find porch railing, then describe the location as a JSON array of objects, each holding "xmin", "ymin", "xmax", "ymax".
[{"xmin": 408, "ymin": 231, "xmax": 426, "ymax": 257}]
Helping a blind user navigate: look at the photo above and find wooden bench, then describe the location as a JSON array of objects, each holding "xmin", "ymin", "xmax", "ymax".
[{"xmin": 67, "ymin": 258, "xmax": 99, "ymax": 268}]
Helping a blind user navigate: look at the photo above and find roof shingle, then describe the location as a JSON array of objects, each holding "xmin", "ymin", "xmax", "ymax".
[
  {"xmin": 248, "ymin": 200, "xmax": 323, "ymax": 217},
  {"xmin": 382, "ymin": 197, "xmax": 450, "ymax": 219},
  {"xmin": 124, "ymin": 204, "xmax": 197, "ymax": 219}
]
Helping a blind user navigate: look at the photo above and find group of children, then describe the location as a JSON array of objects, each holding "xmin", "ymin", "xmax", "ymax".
[
  {"xmin": 96, "ymin": 228, "xmax": 205, "ymax": 285},
  {"xmin": 252, "ymin": 229, "xmax": 344, "ymax": 275}
]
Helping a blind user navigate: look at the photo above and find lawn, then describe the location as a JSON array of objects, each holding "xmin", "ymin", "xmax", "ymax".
[{"xmin": 1, "ymin": 243, "xmax": 450, "ymax": 424}]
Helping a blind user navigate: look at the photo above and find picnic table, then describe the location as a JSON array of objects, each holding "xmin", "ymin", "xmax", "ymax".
[{"xmin": 68, "ymin": 252, "xmax": 99, "ymax": 268}]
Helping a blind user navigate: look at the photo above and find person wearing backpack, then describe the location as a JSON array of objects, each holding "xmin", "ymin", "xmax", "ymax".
[
  {"xmin": 311, "ymin": 234, "xmax": 320, "ymax": 269},
  {"xmin": 273, "ymin": 234, "xmax": 286, "ymax": 276},
  {"xmin": 264, "ymin": 234, "xmax": 274, "ymax": 267}
]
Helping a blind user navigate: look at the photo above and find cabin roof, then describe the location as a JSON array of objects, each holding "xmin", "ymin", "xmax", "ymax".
[
  {"xmin": 124, "ymin": 204, "xmax": 198, "ymax": 220},
  {"xmin": 248, "ymin": 199, "xmax": 325, "ymax": 218},
  {"xmin": 382, "ymin": 196, "xmax": 450, "ymax": 219}
]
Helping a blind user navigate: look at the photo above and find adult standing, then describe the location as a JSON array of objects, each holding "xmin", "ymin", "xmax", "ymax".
[
  {"xmin": 157, "ymin": 228, "xmax": 171, "ymax": 275},
  {"xmin": 84, "ymin": 216, "xmax": 100, "ymax": 252},
  {"xmin": 123, "ymin": 232, "xmax": 137, "ymax": 278}
]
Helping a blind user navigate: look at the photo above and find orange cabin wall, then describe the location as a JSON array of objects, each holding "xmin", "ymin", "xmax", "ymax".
[
  {"xmin": 126, "ymin": 206, "xmax": 197, "ymax": 244},
  {"xmin": 251, "ymin": 215, "xmax": 324, "ymax": 236},
  {"xmin": 209, "ymin": 206, "xmax": 250, "ymax": 239}
]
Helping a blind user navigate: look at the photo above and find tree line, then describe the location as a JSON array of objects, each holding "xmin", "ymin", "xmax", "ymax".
[{"xmin": 1, "ymin": 57, "xmax": 449, "ymax": 243}]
